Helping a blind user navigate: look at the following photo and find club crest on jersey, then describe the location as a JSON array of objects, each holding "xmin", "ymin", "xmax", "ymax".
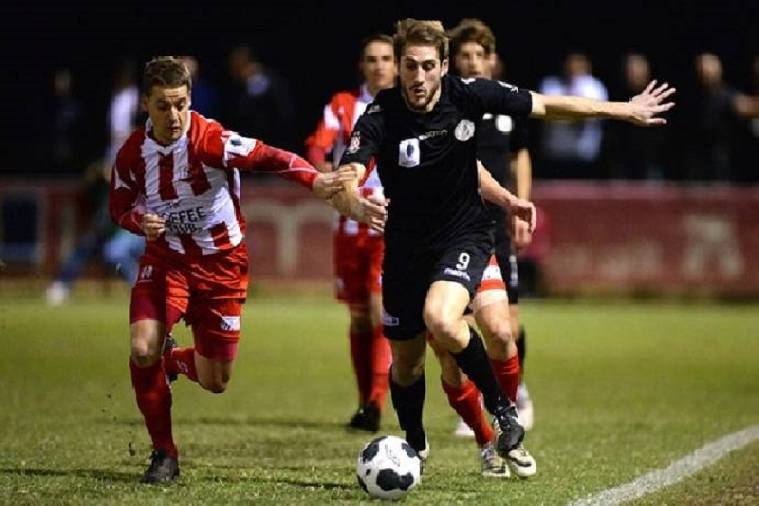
[
  {"xmin": 347, "ymin": 131, "xmax": 361, "ymax": 154},
  {"xmin": 398, "ymin": 138, "xmax": 420, "ymax": 167},
  {"xmin": 454, "ymin": 119, "xmax": 475, "ymax": 142},
  {"xmin": 496, "ymin": 114, "xmax": 513, "ymax": 133}
]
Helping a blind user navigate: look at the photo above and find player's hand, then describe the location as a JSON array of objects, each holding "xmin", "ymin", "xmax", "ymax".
[
  {"xmin": 627, "ymin": 80, "xmax": 676, "ymax": 126},
  {"xmin": 312, "ymin": 169, "xmax": 357, "ymax": 199},
  {"xmin": 141, "ymin": 213, "xmax": 166, "ymax": 241},
  {"xmin": 507, "ymin": 197, "xmax": 536, "ymax": 233},
  {"xmin": 360, "ymin": 193, "xmax": 388, "ymax": 234},
  {"xmin": 512, "ymin": 216, "xmax": 533, "ymax": 251}
]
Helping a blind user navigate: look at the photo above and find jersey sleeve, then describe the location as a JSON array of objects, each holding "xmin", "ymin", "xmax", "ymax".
[
  {"xmin": 338, "ymin": 105, "xmax": 384, "ymax": 168},
  {"xmin": 199, "ymin": 122, "xmax": 319, "ymax": 189},
  {"xmin": 109, "ymin": 147, "xmax": 145, "ymax": 235},
  {"xmin": 225, "ymin": 133, "xmax": 318, "ymax": 189},
  {"xmin": 304, "ymin": 96, "xmax": 342, "ymax": 166},
  {"xmin": 468, "ymin": 78, "xmax": 533, "ymax": 120}
]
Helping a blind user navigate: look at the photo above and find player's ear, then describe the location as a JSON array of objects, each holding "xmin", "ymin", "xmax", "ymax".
[
  {"xmin": 441, "ymin": 58, "xmax": 449, "ymax": 76},
  {"xmin": 140, "ymin": 94, "xmax": 149, "ymax": 113},
  {"xmin": 487, "ymin": 52, "xmax": 497, "ymax": 70}
]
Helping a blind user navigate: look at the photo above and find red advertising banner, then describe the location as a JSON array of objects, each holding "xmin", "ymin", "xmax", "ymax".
[
  {"xmin": 2, "ymin": 180, "xmax": 758, "ymax": 296},
  {"xmin": 530, "ymin": 182, "xmax": 759, "ymax": 296}
]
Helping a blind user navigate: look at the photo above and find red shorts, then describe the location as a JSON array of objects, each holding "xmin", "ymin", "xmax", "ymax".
[
  {"xmin": 476, "ymin": 255, "xmax": 507, "ymax": 293},
  {"xmin": 130, "ymin": 244, "xmax": 249, "ymax": 361},
  {"xmin": 334, "ymin": 230, "xmax": 384, "ymax": 305}
]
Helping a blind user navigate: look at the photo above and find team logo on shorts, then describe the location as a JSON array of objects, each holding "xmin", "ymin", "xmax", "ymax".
[
  {"xmin": 138, "ymin": 265, "xmax": 153, "ymax": 282},
  {"xmin": 220, "ymin": 316, "xmax": 240, "ymax": 332},
  {"xmin": 454, "ymin": 120, "xmax": 475, "ymax": 141},
  {"xmin": 382, "ymin": 308, "xmax": 400, "ymax": 327}
]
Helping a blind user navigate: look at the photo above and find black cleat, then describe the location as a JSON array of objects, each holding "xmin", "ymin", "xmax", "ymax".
[
  {"xmin": 142, "ymin": 449, "xmax": 179, "ymax": 484},
  {"xmin": 347, "ymin": 403, "xmax": 381, "ymax": 432},
  {"xmin": 163, "ymin": 334, "xmax": 177, "ymax": 382},
  {"xmin": 405, "ymin": 429, "xmax": 429, "ymax": 475},
  {"xmin": 494, "ymin": 404, "xmax": 525, "ymax": 456}
]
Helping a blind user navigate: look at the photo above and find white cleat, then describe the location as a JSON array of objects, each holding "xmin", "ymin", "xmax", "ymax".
[
  {"xmin": 454, "ymin": 417, "xmax": 475, "ymax": 438},
  {"xmin": 516, "ymin": 383, "xmax": 534, "ymax": 432},
  {"xmin": 45, "ymin": 281, "xmax": 70, "ymax": 306},
  {"xmin": 480, "ymin": 442, "xmax": 510, "ymax": 478},
  {"xmin": 505, "ymin": 443, "xmax": 537, "ymax": 478}
]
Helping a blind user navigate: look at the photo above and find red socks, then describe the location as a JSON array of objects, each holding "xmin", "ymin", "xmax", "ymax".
[
  {"xmin": 349, "ymin": 329, "xmax": 372, "ymax": 405},
  {"xmin": 164, "ymin": 347, "xmax": 199, "ymax": 383},
  {"xmin": 350, "ymin": 326, "xmax": 391, "ymax": 411},
  {"xmin": 129, "ymin": 359, "xmax": 177, "ymax": 457},
  {"xmin": 490, "ymin": 355, "xmax": 520, "ymax": 403},
  {"xmin": 441, "ymin": 378, "xmax": 494, "ymax": 447},
  {"xmin": 367, "ymin": 324, "xmax": 391, "ymax": 410}
]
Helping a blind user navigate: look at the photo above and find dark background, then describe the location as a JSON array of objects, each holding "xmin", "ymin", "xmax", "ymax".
[{"xmin": 2, "ymin": 0, "xmax": 757, "ymax": 176}]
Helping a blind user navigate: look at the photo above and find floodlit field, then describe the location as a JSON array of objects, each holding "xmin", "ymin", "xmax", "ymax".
[{"xmin": 1, "ymin": 294, "xmax": 757, "ymax": 504}]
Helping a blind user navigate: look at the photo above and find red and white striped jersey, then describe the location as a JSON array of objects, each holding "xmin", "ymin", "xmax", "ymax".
[
  {"xmin": 110, "ymin": 111, "xmax": 318, "ymax": 260},
  {"xmin": 305, "ymin": 84, "xmax": 382, "ymax": 237}
]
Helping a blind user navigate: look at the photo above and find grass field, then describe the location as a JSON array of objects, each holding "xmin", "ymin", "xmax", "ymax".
[{"xmin": 0, "ymin": 294, "xmax": 757, "ymax": 504}]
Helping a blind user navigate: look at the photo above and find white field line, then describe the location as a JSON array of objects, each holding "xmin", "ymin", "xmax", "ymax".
[{"xmin": 569, "ymin": 425, "xmax": 759, "ymax": 506}]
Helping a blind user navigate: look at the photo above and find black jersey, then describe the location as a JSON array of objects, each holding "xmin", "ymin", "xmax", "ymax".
[
  {"xmin": 477, "ymin": 112, "xmax": 529, "ymax": 222},
  {"xmin": 340, "ymin": 74, "xmax": 532, "ymax": 248}
]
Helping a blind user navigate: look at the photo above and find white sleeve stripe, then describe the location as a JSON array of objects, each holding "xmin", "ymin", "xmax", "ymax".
[{"xmin": 324, "ymin": 105, "xmax": 340, "ymax": 130}]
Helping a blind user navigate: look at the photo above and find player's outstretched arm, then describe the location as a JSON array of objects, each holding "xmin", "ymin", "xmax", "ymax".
[
  {"xmin": 478, "ymin": 161, "xmax": 536, "ymax": 232},
  {"xmin": 530, "ymin": 80, "xmax": 676, "ymax": 126},
  {"xmin": 330, "ymin": 163, "xmax": 388, "ymax": 233}
]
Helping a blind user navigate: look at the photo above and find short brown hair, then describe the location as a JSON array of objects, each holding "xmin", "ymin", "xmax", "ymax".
[
  {"xmin": 448, "ymin": 18, "xmax": 496, "ymax": 57},
  {"xmin": 142, "ymin": 56, "xmax": 192, "ymax": 96},
  {"xmin": 361, "ymin": 33, "xmax": 394, "ymax": 59},
  {"xmin": 393, "ymin": 18, "xmax": 448, "ymax": 61}
]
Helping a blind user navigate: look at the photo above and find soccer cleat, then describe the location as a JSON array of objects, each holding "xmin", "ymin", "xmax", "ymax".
[
  {"xmin": 516, "ymin": 382, "xmax": 534, "ymax": 431},
  {"xmin": 505, "ymin": 444, "xmax": 537, "ymax": 478},
  {"xmin": 405, "ymin": 429, "xmax": 428, "ymax": 474},
  {"xmin": 493, "ymin": 404, "xmax": 525, "ymax": 457},
  {"xmin": 347, "ymin": 403, "xmax": 381, "ymax": 432},
  {"xmin": 454, "ymin": 416, "xmax": 476, "ymax": 438},
  {"xmin": 480, "ymin": 442, "xmax": 510, "ymax": 478},
  {"xmin": 45, "ymin": 281, "xmax": 70, "ymax": 306},
  {"xmin": 142, "ymin": 449, "xmax": 179, "ymax": 484},
  {"xmin": 163, "ymin": 334, "xmax": 178, "ymax": 383}
]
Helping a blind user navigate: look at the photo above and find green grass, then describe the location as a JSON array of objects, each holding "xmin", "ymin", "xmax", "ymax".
[{"xmin": 0, "ymin": 295, "xmax": 757, "ymax": 504}]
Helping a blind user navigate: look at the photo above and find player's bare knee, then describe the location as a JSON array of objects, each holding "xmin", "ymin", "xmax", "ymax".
[
  {"xmin": 130, "ymin": 343, "xmax": 160, "ymax": 368},
  {"xmin": 423, "ymin": 310, "xmax": 458, "ymax": 342},
  {"xmin": 485, "ymin": 318, "xmax": 513, "ymax": 347},
  {"xmin": 392, "ymin": 362, "xmax": 424, "ymax": 386}
]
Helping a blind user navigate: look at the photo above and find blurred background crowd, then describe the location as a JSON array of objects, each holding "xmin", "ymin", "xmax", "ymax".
[
  {"xmin": 1, "ymin": 0, "xmax": 757, "ymax": 299},
  {"xmin": 5, "ymin": 1, "xmax": 757, "ymax": 183}
]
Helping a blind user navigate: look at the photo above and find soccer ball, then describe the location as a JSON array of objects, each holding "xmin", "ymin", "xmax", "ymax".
[{"xmin": 356, "ymin": 435, "xmax": 421, "ymax": 500}]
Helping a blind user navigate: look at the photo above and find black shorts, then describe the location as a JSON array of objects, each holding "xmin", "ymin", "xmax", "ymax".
[
  {"xmin": 382, "ymin": 227, "xmax": 493, "ymax": 341},
  {"xmin": 493, "ymin": 221, "xmax": 519, "ymax": 305}
]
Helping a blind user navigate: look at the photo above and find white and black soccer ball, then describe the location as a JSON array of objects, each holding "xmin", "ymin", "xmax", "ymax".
[{"xmin": 356, "ymin": 435, "xmax": 421, "ymax": 500}]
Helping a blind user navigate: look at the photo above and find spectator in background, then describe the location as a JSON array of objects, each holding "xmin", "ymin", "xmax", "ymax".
[
  {"xmin": 37, "ymin": 68, "xmax": 85, "ymax": 174},
  {"xmin": 225, "ymin": 45, "xmax": 297, "ymax": 153},
  {"xmin": 107, "ymin": 60, "xmax": 140, "ymax": 164},
  {"xmin": 607, "ymin": 53, "xmax": 667, "ymax": 180},
  {"xmin": 685, "ymin": 53, "xmax": 751, "ymax": 181},
  {"xmin": 45, "ymin": 160, "xmax": 144, "ymax": 305},
  {"xmin": 181, "ymin": 56, "xmax": 219, "ymax": 118},
  {"xmin": 538, "ymin": 53, "xmax": 608, "ymax": 179}
]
